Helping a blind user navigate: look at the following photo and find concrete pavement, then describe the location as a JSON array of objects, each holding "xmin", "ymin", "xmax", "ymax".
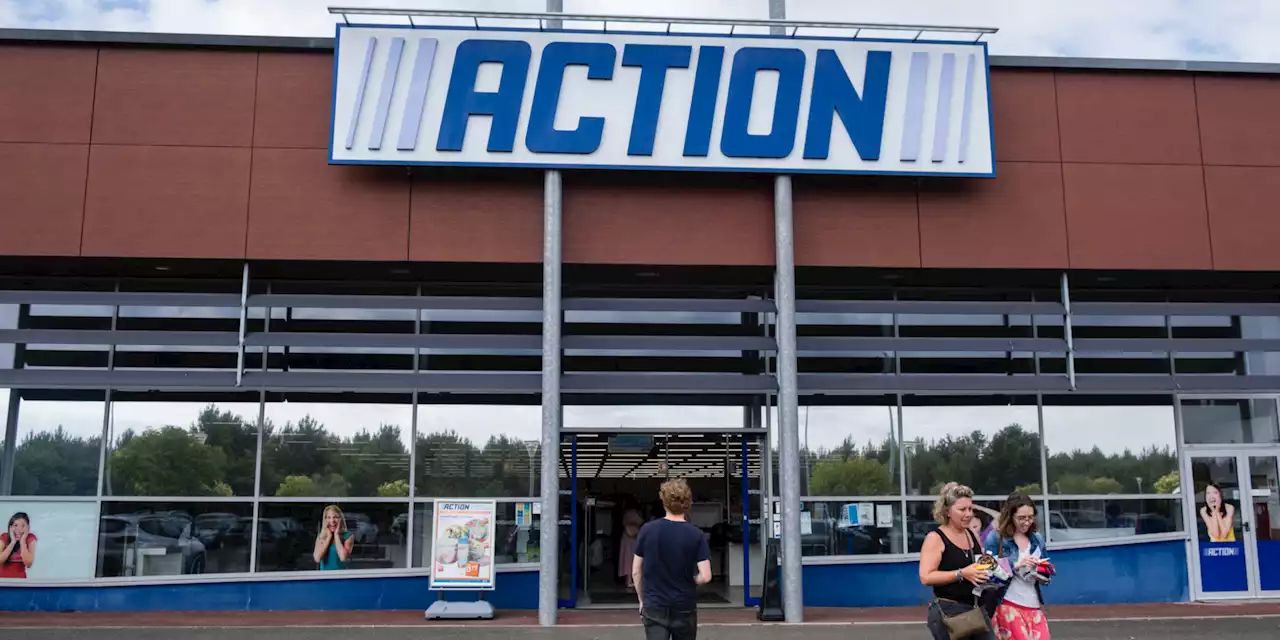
[{"xmin": 4, "ymin": 617, "xmax": 1280, "ymax": 640}]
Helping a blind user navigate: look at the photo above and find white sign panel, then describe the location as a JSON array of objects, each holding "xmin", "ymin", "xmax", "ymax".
[
  {"xmin": 429, "ymin": 500, "xmax": 496, "ymax": 590},
  {"xmin": 331, "ymin": 25, "xmax": 994, "ymax": 177}
]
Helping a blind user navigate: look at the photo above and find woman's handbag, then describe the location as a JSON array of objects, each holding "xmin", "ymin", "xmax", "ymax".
[{"xmin": 937, "ymin": 601, "xmax": 991, "ymax": 640}]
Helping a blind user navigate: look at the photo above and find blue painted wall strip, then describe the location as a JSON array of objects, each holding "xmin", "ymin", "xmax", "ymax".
[
  {"xmin": 931, "ymin": 53, "xmax": 956, "ymax": 163},
  {"xmin": 368, "ymin": 37, "xmax": 405, "ymax": 151},
  {"xmin": 344, "ymin": 37, "xmax": 377, "ymax": 150},
  {"xmin": 899, "ymin": 52, "xmax": 930, "ymax": 162},
  {"xmin": 958, "ymin": 54, "xmax": 977, "ymax": 164},
  {"xmin": 396, "ymin": 38, "xmax": 439, "ymax": 151}
]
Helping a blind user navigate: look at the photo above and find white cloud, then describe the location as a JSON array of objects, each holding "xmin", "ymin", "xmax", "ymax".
[{"xmin": 0, "ymin": 0, "xmax": 1277, "ymax": 62}]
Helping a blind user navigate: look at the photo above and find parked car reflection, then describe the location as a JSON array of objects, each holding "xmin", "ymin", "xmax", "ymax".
[{"xmin": 97, "ymin": 513, "xmax": 207, "ymax": 577}]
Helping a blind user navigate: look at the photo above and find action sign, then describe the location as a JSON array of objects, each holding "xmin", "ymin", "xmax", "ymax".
[
  {"xmin": 429, "ymin": 500, "xmax": 497, "ymax": 590},
  {"xmin": 330, "ymin": 26, "xmax": 994, "ymax": 177}
]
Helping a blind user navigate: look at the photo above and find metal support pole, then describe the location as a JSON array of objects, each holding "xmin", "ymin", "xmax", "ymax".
[
  {"xmin": 774, "ymin": 175, "xmax": 803, "ymax": 622},
  {"xmin": 235, "ymin": 262, "xmax": 250, "ymax": 387},
  {"xmin": 539, "ymin": 165, "xmax": 564, "ymax": 626},
  {"xmin": 539, "ymin": 1, "xmax": 564, "ymax": 626},
  {"xmin": 1060, "ymin": 272, "xmax": 1076, "ymax": 391},
  {"xmin": 1, "ymin": 391, "xmax": 18, "ymax": 495},
  {"xmin": 769, "ymin": 0, "xmax": 803, "ymax": 623}
]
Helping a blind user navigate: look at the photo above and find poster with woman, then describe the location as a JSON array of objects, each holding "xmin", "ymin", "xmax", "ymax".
[
  {"xmin": 0, "ymin": 501, "xmax": 96, "ymax": 579},
  {"xmin": 1200, "ymin": 483, "xmax": 1238, "ymax": 542},
  {"xmin": 429, "ymin": 501, "xmax": 496, "ymax": 590}
]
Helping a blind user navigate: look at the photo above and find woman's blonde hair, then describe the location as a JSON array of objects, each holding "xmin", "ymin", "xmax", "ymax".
[
  {"xmin": 319, "ymin": 504, "xmax": 347, "ymax": 536},
  {"xmin": 933, "ymin": 482, "xmax": 974, "ymax": 525}
]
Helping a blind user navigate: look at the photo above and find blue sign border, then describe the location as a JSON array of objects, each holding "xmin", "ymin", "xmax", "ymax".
[{"xmin": 328, "ymin": 23, "xmax": 997, "ymax": 179}]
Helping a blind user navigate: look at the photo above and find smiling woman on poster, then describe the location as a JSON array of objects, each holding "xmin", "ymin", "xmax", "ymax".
[
  {"xmin": 1200, "ymin": 483, "xmax": 1236, "ymax": 542},
  {"xmin": 0, "ymin": 512, "xmax": 37, "ymax": 578},
  {"xmin": 314, "ymin": 505, "xmax": 355, "ymax": 570}
]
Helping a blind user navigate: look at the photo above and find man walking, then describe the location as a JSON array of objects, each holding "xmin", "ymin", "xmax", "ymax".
[{"xmin": 632, "ymin": 478, "xmax": 712, "ymax": 640}]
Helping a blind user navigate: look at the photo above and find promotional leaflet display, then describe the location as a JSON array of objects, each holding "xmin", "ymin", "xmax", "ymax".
[{"xmin": 428, "ymin": 500, "xmax": 496, "ymax": 590}]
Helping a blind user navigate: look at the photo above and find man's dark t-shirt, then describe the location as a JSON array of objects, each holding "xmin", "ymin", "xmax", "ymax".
[{"xmin": 634, "ymin": 518, "xmax": 711, "ymax": 609}]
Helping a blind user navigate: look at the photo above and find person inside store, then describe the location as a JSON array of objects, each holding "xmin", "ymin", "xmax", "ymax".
[
  {"xmin": 632, "ymin": 479, "xmax": 712, "ymax": 640},
  {"xmin": 0, "ymin": 512, "xmax": 36, "ymax": 578},
  {"xmin": 919, "ymin": 482, "xmax": 995, "ymax": 640},
  {"xmin": 984, "ymin": 493, "xmax": 1051, "ymax": 640},
  {"xmin": 619, "ymin": 503, "xmax": 645, "ymax": 590},
  {"xmin": 1200, "ymin": 482, "xmax": 1236, "ymax": 542},
  {"xmin": 314, "ymin": 505, "xmax": 354, "ymax": 570}
]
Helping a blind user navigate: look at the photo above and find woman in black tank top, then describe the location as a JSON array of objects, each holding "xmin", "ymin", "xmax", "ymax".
[{"xmin": 918, "ymin": 483, "xmax": 994, "ymax": 640}]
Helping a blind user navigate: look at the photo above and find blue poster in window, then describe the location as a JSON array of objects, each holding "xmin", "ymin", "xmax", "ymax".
[{"xmin": 1200, "ymin": 542, "xmax": 1248, "ymax": 592}]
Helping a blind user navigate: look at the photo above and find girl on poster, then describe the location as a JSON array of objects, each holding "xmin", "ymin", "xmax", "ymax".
[
  {"xmin": 314, "ymin": 505, "xmax": 355, "ymax": 570},
  {"xmin": 0, "ymin": 512, "xmax": 36, "ymax": 578},
  {"xmin": 1200, "ymin": 483, "xmax": 1236, "ymax": 542}
]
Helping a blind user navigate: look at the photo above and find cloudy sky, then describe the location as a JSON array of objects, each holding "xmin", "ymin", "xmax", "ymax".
[{"xmin": 1, "ymin": 0, "xmax": 1278, "ymax": 63}]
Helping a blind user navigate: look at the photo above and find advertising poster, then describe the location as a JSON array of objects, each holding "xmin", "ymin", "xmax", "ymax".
[
  {"xmin": 0, "ymin": 500, "xmax": 98, "ymax": 579},
  {"xmin": 429, "ymin": 500, "xmax": 496, "ymax": 590},
  {"xmin": 1196, "ymin": 482, "xmax": 1247, "ymax": 592}
]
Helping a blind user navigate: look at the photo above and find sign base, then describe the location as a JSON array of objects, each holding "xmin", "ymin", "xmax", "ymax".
[{"xmin": 425, "ymin": 600, "xmax": 495, "ymax": 620}]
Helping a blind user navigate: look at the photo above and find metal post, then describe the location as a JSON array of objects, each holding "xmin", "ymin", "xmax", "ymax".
[
  {"xmin": 1060, "ymin": 272, "xmax": 1076, "ymax": 391},
  {"xmin": 539, "ymin": 0, "xmax": 564, "ymax": 625},
  {"xmin": 0, "ymin": 391, "xmax": 18, "ymax": 495},
  {"xmin": 539, "ymin": 169, "xmax": 563, "ymax": 625},
  {"xmin": 769, "ymin": 0, "xmax": 803, "ymax": 623}
]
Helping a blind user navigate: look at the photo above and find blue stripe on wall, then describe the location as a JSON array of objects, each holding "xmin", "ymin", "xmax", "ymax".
[
  {"xmin": 0, "ymin": 541, "xmax": 1189, "ymax": 612},
  {"xmin": 0, "ymin": 571, "xmax": 539, "ymax": 612},
  {"xmin": 802, "ymin": 539, "xmax": 1189, "ymax": 608}
]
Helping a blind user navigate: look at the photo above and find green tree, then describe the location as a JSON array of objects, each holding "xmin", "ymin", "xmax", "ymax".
[
  {"xmin": 1154, "ymin": 470, "xmax": 1181, "ymax": 495},
  {"xmin": 378, "ymin": 479, "xmax": 410, "ymax": 497},
  {"xmin": 809, "ymin": 457, "xmax": 893, "ymax": 495},
  {"xmin": 274, "ymin": 473, "xmax": 348, "ymax": 497},
  {"xmin": 1015, "ymin": 483, "xmax": 1043, "ymax": 495},
  {"xmin": 7, "ymin": 426, "xmax": 101, "ymax": 496},
  {"xmin": 1053, "ymin": 474, "xmax": 1123, "ymax": 494},
  {"xmin": 110, "ymin": 427, "xmax": 228, "ymax": 496}
]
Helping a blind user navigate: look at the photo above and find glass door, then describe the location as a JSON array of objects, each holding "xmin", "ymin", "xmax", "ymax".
[
  {"xmin": 1188, "ymin": 454, "xmax": 1250, "ymax": 596},
  {"xmin": 1246, "ymin": 454, "xmax": 1280, "ymax": 595},
  {"xmin": 1187, "ymin": 450, "xmax": 1280, "ymax": 598}
]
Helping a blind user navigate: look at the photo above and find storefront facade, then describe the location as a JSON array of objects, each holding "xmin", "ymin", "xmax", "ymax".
[{"xmin": 3, "ymin": 14, "xmax": 1280, "ymax": 619}]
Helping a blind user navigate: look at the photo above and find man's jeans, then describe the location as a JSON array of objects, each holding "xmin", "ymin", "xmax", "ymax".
[{"xmin": 641, "ymin": 605, "xmax": 698, "ymax": 640}]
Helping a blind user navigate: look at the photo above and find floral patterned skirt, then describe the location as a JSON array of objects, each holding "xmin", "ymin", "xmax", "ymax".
[{"xmin": 993, "ymin": 601, "xmax": 1049, "ymax": 640}]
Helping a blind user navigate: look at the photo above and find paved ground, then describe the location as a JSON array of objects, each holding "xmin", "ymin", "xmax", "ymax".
[
  {"xmin": 3, "ymin": 617, "xmax": 1280, "ymax": 640},
  {"xmin": 5, "ymin": 601, "xmax": 1280, "ymax": 627},
  {"xmin": 3, "ymin": 603, "xmax": 1280, "ymax": 640}
]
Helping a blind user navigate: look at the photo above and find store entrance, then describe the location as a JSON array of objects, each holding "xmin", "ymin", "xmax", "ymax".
[{"xmin": 562, "ymin": 430, "xmax": 764, "ymax": 608}]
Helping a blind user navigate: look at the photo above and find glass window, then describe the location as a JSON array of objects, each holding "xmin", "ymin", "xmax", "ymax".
[
  {"xmin": 800, "ymin": 402, "xmax": 899, "ymax": 497},
  {"xmin": 902, "ymin": 396, "xmax": 1041, "ymax": 497},
  {"xmin": 96, "ymin": 501, "xmax": 253, "ymax": 577},
  {"xmin": 260, "ymin": 397, "xmax": 413, "ymax": 498},
  {"xmin": 416, "ymin": 404, "xmax": 541, "ymax": 498},
  {"xmin": 103, "ymin": 398, "xmax": 260, "ymax": 497},
  {"xmin": 255, "ymin": 501, "xmax": 408, "ymax": 572},
  {"xmin": 898, "ymin": 314, "xmax": 1033, "ymax": 339},
  {"xmin": 906, "ymin": 499, "xmax": 1007, "ymax": 553},
  {"xmin": 564, "ymin": 405, "xmax": 742, "ymax": 430},
  {"xmin": 1072, "ymin": 315, "xmax": 1167, "ymax": 339},
  {"xmin": 797, "ymin": 312, "xmax": 893, "ymax": 338},
  {"xmin": 899, "ymin": 351, "xmax": 1036, "ymax": 376},
  {"xmin": 412, "ymin": 501, "xmax": 541, "ymax": 567},
  {"xmin": 0, "ymin": 303, "xmax": 15, "ymax": 369},
  {"xmin": 0, "ymin": 499, "xmax": 98, "ymax": 578},
  {"xmin": 20, "ymin": 305, "xmax": 112, "ymax": 370},
  {"xmin": 1042, "ymin": 397, "xmax": 1177, "ymax": 495},
  {"xmin": 1046, "ymin": 498, "xmax": 1183, "ymax": 543},
  {"xmin": 800, "ymin": 500, "xmax": 902, "ymax": 556},
  {"xmin": 6, "ymin": 393, "xmax": 105, "ymax": 497},
  {"xmin": 1182, "ymin": 399, "xmax": 1280, "ymax": 445}
]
